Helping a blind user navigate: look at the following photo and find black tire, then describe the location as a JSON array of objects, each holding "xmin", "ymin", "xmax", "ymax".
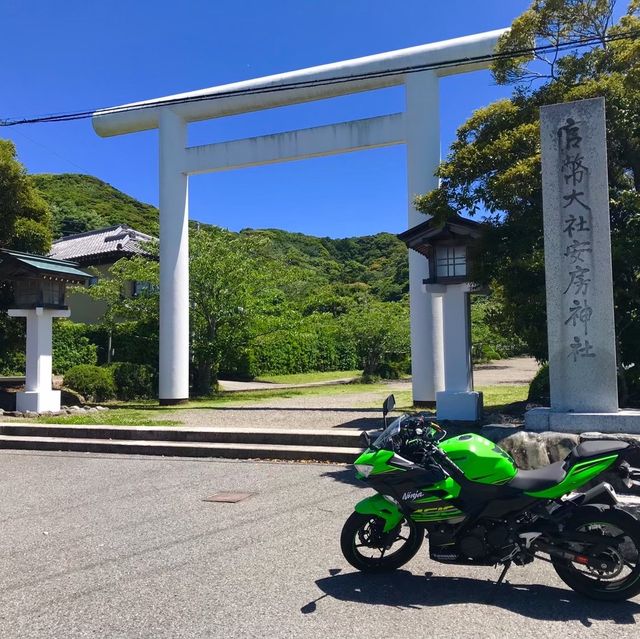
[
  {"xmin": 552, "ymin": 504, "xmax": 640, "ymax": 601},
  {"xmin": 340, "ymin": 511, "xmax": 424, "ymax": 573}
]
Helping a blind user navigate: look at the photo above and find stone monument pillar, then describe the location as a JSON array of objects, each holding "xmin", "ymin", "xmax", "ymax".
[{"xmin": 526, "ymin": 97, "xmax": 640, "ymax": 433}]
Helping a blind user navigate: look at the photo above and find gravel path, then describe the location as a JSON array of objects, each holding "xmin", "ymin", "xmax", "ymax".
[
  {"xmin": 474, "ymin": 356, "xmax": 539, "ymax": 386},
  {"xmin": 217, "ymin": 357, "xmax": 539, "ymax": 393},
  {"xmin": 163, "ymin": 358, "xmax": 539, "ymax": 430},
  {"xmin": 163, "ymin": 381, "xmax": 410, "ymax": 431}
]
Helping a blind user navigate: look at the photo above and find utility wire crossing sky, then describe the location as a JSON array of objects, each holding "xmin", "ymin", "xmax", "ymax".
[{"xmin": 2, "ymin": 29, "xmax": 636, "ymax": 127}]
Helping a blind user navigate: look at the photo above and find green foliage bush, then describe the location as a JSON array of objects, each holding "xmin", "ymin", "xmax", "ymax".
[
  {"xmin": 247, "ymin": 321, "xmax": 359, "ymax": 377},
  {"xmin": 471, "ymin": 296, "xmax": 528, "ymax": 363},
  {"xmin": 52, "ymin": 320, "xmax": 97, "ymax": 374},
  {"xmin": 110, "ymin": 362, "xmax": 156, "ymax": 400},
  {"xmin": 0, "ymin": 349, "xmax": 25, "ymax": 376},
  {"xmin": 0, "ymin": 308, "xmax": 25, "ymax": 375},
  {"xmin": 528, "ymin": 363, "xmax": 549, "ymax": 404},
  {"xmin": 63, "ymin": 365, "xmax": 116, "ymax": 402}
]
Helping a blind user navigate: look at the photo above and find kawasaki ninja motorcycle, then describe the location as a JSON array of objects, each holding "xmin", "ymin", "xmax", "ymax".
[{"xmin": 341, "ymin": 395, "xmax": 640, "ymax": 601}]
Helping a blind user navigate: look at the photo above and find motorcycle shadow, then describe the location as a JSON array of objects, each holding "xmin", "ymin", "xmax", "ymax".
[{"xmin": 308, "ymin": 569, "xmax": 640, "ymax": 624}]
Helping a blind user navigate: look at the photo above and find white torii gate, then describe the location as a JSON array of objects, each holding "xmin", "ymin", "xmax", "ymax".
[{"xmin": 93, "ymin": 29, "xmax": 506, "ymax": 409}]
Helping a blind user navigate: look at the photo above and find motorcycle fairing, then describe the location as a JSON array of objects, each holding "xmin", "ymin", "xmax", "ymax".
[
  {"xmin": 524, "ymin": 454, "xmax": 619, "ymax": 499},
  {"xmin": 354, "ymin": 494, "xmax": 403, "ymax": 533}
]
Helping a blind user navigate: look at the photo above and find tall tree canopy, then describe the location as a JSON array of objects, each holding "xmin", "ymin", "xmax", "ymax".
[
  {"xmin": 415, "ymin": 0, "xmax": 640, "ymax": 403},
  {"xmin": 0, "ymin": 140, "xmax": 52, "ymax": 254}
]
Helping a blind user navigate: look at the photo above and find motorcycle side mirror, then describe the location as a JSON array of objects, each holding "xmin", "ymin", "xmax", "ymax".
[{"xmin": 382, "ymin": 394, "xmax": 396, "ymax": 429}]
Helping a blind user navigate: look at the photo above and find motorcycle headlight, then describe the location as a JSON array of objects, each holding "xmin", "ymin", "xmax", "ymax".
[{"xmin": 355, "ymin": 464, "xmax": 374, "ymax": 478}]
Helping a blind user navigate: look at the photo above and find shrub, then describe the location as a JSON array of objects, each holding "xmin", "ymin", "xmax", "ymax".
[
  {"xmin": 0, "ymin": 349, "xmax": 25, "ymax": 376},
  {"xmin": 111, "ymin": 362, "xmax": 157, "ymax": 400},
  {"xmin": 528, "ymin": 362, "xmax": 549, "ymax": 404},
  {"xmin": 64, "ymin": 365, "xmax": 116, "ymax": 402},
  {"xmin": 53, "ymin": 320, "xmax": 97, "ymax": 374}
]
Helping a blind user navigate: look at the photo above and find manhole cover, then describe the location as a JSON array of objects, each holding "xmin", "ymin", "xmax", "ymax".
[{"xmin": 203, "ymin": 492, "xmax": 255, "ymax": 503}]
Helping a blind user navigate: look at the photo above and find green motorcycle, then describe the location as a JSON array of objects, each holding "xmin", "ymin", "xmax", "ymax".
[{"xmin": 341, "ymin": 395, "xmax": 640, "ymax": 601}]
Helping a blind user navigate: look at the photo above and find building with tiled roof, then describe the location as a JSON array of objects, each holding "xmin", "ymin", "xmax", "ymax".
[
  {"xmin": 49, "ymin": 225, "xmax": 155, "ymax": 265},
  {"xmin": 48, "ymin": 225, "xmax": 156, "ymax": 325}
]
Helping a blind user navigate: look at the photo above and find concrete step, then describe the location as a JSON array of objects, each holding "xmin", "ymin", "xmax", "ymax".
[
  {"xmin": 0, "ymin": 433, "xmax": 363, "ymax": 463},
  {"xmin": 0, "ymin": 423, "xmax": 366, "ymax": 448}
]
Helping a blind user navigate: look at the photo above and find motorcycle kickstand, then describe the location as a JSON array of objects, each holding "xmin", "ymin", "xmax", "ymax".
[{"xmin": 486, "ymin": 561, "xmax": 511, "ymax": 603}]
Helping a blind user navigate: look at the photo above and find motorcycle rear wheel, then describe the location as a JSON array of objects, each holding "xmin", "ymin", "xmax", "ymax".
[
  {"xmin": 340, "ymin": 512, "xmax": 423, "ymax": 572},
  {"xmin": 552, "ymin": 504, "xmax": 640, "ymax": 601}
]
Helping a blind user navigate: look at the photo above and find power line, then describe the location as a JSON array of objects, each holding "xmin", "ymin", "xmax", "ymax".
[{"xmin": 1, "ymin": 29, "xmax": 637, "ymax": 128}]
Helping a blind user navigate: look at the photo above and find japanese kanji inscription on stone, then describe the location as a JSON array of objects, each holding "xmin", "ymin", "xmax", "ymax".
[{"xmin": 540, "ymin": 97, "xmax": 618, "ymax": 413}]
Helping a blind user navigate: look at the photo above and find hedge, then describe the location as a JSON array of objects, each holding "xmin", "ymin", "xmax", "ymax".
[
  {"xmin": 110, "ymin": 362, "xmax": 157, "ymax": 400},
  {"xmin": 52, "ymin": 320, "xmax": 97, "ymax": 374},
  {"xmin": 528, "ymin": 362, "xmax": 549, "ymax": 404},
  {"xmin": 64, "ymin": 365, "xmax": 116, "ymax": 402}
]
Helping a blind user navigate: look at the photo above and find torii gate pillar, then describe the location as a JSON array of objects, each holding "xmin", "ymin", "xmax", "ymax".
[
  {"xmin": 405, "ymin": 71, "xmax": 440, "ymax": 404},
  {"xmin": 158, "ymin": 109, "xmax": 190, "ymax": 403},
  {"xmin": 93, "ymin": 29, "xmax": 507, "ymax": 405}
]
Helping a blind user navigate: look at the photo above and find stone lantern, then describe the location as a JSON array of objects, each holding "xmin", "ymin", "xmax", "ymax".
[
  {"xmin": 0, "ymin": 249, "xmax": 91, "ymax": 412},
  {"xmin": 398, "ymin": 215, "xmax": 483, "ymax": 421}
]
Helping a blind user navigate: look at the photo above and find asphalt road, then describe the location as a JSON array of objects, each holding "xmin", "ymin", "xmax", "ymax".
[{"xmin": 0, "ymin": 451, "xmax": 638, "ymax": 639}]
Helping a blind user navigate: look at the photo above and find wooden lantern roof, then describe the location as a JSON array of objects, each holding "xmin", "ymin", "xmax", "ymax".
[
  {"xmin": 0, "ymin": 249, "xmax": 92, "ymax": 283},
  {"xmin": 397, "ymin": 215, "xmax": 483, "ymax": 258}
]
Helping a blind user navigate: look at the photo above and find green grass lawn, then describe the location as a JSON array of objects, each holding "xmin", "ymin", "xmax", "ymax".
[
  {"xmin": 479, "ymin": 384, "xmax": 529, "ymax": 412},
  {"xmin": 253, "ymin": 369, "xmax": 361, "ymax": 384},
  {"xmin": 32, "ymin": 410, "xmax": 180, "ymax": 427},
  {"xmin": 387, "ymin": 384, "xmax": 529, "ymax": 414}
]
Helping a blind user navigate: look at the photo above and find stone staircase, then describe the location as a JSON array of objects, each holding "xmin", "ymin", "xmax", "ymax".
[{"xmin": 0, "ymin": 423, "xmax": 365, "ymax": 463}]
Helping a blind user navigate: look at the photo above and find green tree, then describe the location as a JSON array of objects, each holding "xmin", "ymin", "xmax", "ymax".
[
  {"xmin": 80, "ymin": 251, "xmax": 160, "ymax": 329},
  {"xmin": 77, "ymin": 250, "xmax": 160, "ymax": 367},
  {"xmin": 341, "ymin": 300, "xmax": 410, "ymax": 380},
  {"xmin": 0, "ymin": 139, "xmax": 53, "ymax": 373},
  {"xmin": 0, "ymin": 140, "xmax": 52, "ymax": 254},
  {"xmin": 189, "ymin": 227, "xmax": 297, "ymax": 394},
  {"xmin": 415, "ymin": 0, "xmax": 640, "ymax": 403}
]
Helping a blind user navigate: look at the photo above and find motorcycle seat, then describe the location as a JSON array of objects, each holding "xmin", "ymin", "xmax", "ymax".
[
  {"xmin": 565, "ymin": 440, "xmax": 628, "ymax": 465},
  {"xmin": 507, "ymin": 461, "xmax": 567, "ymax": 492}
]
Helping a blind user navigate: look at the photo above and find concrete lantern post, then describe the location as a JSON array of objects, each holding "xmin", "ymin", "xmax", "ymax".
[
  {"xmin": 398, "ymin": 215, "xmax": 483, "ymax": 420},
  {"xmin": 0, "ymin": 250, "xmax": 91, "ymax": 413},
  {"xmin": 92, "ymin": 29, "xmax": 507, "ymax": 405},
  {"xmin": 7, "ymin": 307, "xmax": 70, "ymax": 412}
]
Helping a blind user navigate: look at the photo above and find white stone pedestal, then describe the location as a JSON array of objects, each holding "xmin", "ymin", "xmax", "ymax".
[
  {"xmin": 8, "ymin": 307, "xmax": 69, "ymax": 413},
  {"xmin": 14, "ymin": 390, "xmax": 62, "ymax": 413},
  {"xmin": 436, "ymin": 390, "xmax": 483, "ymax": 422},
  {"xmin": 526, "ymin": 407, "xmax": 640, "ymax": 434}
]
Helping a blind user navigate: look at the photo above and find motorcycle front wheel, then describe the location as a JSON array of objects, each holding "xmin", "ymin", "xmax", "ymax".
[
  {"xmin": 552, "ymin": 504, "xmax": 640, "ymax": 601},
  {"xmin": 340, "ymin": 512, "xmax": 423, "ymax": 572}
]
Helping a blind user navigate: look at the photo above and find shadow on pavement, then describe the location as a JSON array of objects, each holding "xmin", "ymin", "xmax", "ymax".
[
  {"xmin": 320, "ymin": 468, "xmax": 363, "ymax": 487},
  {"xmin": 333, "ymin": 417, "xmax": 382, "ymax": 429},
  {"xmin": 304, "ymin": 569, "xmax": 640, "ymax": 625}
]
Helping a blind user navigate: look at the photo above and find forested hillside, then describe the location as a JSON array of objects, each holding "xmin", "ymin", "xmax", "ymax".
[
  {"xmin": 33, "ymin": 173, "xmax": 409, "ymax": 302},
  {"xmin": 32, "ymin": 174, "xmax": 159, "ymax": 237}
]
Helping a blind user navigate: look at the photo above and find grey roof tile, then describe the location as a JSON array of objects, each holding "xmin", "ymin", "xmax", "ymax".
[{"xmin": 49, "ymin": 225, "xmax": 156, "ymax": 262}]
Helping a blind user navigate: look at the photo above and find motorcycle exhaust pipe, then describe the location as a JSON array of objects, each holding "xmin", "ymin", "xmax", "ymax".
[{"xmin": 533, "ymin": 540, "xmax": 598, "ymax": 568}]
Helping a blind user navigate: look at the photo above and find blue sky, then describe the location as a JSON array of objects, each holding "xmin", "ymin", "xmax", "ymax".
[{"xmin": 2, "ymin": 0, "xmax": 534, "ymax": 238}]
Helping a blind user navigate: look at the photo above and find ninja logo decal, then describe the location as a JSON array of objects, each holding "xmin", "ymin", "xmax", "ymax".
[{"xmin": 402, "ymin": 490, "xmax": 424, "ymax": 501}]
